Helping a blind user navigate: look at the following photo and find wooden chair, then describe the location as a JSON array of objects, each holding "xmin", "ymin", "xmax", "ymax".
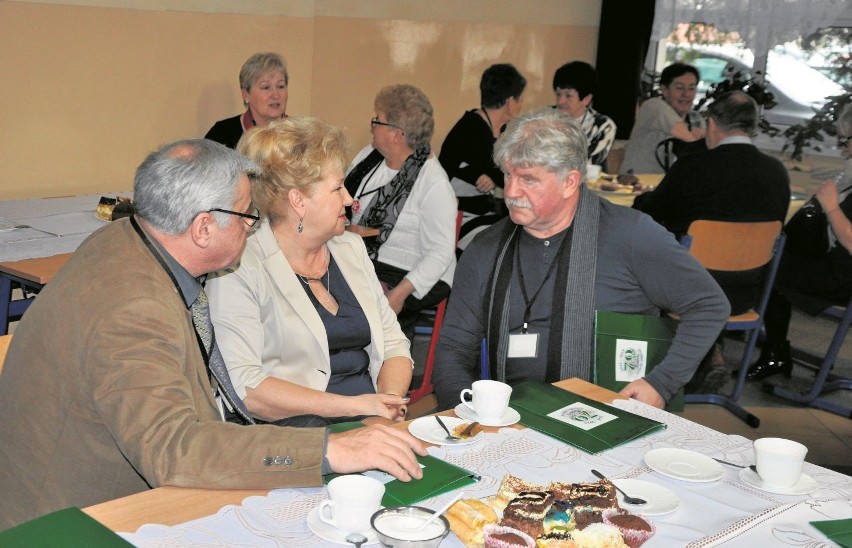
[
  {"xmin": 681, "ymin": 220, "xmax": 785, "ymax": 428},
  {"xmin": 764, "ymin": 297, "xmax": 852, "ymax": 418},
  {"xmin": 408, "ymin": 211, "xmax": 464, "ymax": 404},
  {"xmin": 0, "ymin": 334, "xmax": 12, "ymax": 376}
]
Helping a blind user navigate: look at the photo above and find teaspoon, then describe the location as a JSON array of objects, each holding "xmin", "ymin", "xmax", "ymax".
[
  {"xmin": 591, "ymin": 469, "xmax": 647, "ymax": 506},
  {"xmin": 345, "ymin": 532, "xmax": 367, "ymax": 548},
  {"xmin": 711, "ymin": 458, "xmax": 759, "ymax": 474},
  {"xmin": 434, "ymin": 416, "xmax": 461, "ymax": 442}
]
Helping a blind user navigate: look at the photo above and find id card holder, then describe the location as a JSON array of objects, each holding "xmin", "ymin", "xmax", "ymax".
[{"xmin": 508, "ymin": 331, "xmax": 539, "ymax": 358}]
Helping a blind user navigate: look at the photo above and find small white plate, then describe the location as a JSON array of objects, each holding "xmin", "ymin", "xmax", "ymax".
[
  {"xmin": 454, "ymin": 403, "xmax": 521, "ymax": 427},
  {"xmin": 644, "ymin": 448, "xmax": 724, "ymax": 482},
  {"xmin": 408, "ymin": 416, "xmax": 484, "ymax": 446},
  {"xmin": 306, "ymin": 507, "xmax": 380, "ymax": 546},
  {"xmin": 739, "ymin": 467, "xmax": 818, "ymax": 495},
  {"xmin": 612, "ymin": 479, "xmax": 680, "ymax": 515}
]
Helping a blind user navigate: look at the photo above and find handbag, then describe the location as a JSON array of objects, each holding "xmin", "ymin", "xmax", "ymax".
[{"xmin": 784, "ymin": 198, "xmax": 830, "ymax": 258}]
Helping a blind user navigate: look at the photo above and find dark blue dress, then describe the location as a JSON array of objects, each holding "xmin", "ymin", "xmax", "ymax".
[{"xmin": 299, "ymin": 256, "xmax": 374, "ymax": 396}]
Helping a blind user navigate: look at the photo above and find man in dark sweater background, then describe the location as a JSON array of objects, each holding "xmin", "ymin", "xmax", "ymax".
[{"xmin": 633, "ymin": 90, "xmax": 790, "ymax": 315}]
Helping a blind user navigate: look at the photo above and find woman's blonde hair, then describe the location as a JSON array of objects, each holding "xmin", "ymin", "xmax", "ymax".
[{"xmin": 237, "ymin": 117, "xmax": 349, "ymax": 222}]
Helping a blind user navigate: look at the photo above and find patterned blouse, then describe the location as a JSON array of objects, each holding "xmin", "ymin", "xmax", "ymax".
[{"xmin": 577, "ymin": 106, "xmax": 617, "ymax": 167}]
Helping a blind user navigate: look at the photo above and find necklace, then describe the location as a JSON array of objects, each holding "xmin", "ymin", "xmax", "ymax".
[
  {"xmin": 298, "ymin": 266, "xmax": 336, "ymax": 312},
  {"xmin": 292, "ymin": 248, "xmax": 336, "ymax": 312},
  {"xmin": 297, "ymin": 270, "xmax": 327, "ymax": 285}
]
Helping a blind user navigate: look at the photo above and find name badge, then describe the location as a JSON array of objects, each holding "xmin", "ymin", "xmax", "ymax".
[{"xmin": 508, "ymin": 332, "xmax": 539, "ymax": 358}]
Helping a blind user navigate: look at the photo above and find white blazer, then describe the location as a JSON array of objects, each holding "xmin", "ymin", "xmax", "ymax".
[{"xmin": 207, "ymin": 221, "xmax": 412, "ymax": 399}]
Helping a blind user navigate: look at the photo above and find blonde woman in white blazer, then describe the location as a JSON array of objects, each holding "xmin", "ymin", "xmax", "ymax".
[{"xmin": 208, "ymin": 117, "xmax": 412, "ymax": 425}]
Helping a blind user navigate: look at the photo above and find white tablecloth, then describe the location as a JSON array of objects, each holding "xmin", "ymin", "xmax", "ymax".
[
  {"xmin": 121, "ymin": 399, "xmax": 852, "ymax": 547},
  {"xmin": 0, "ymin": 194, "xmax": 124, "ymax": 262}
]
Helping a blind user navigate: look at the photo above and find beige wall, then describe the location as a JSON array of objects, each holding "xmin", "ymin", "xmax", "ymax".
[{"xmin": 1, "ymin": 0, "xmax": 601, "ymax": 200}]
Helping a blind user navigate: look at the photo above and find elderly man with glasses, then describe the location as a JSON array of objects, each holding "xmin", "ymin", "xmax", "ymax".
[{"xmin": 0, "ymin": 139, "xmax": 425, "ymax": 530}]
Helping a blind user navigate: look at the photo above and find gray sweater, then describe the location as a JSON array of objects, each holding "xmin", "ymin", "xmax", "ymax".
[{"xmin": 433, "ymin": 197, "xmax": 730, "ymax": 409}]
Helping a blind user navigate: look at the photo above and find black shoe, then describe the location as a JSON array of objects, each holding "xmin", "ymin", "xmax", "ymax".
[{"xmin": 743, "ymin": 341, "xmax": 792, "ymax": 381}]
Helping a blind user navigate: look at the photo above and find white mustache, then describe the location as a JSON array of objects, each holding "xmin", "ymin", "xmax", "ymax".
[{"xmin": 505, "ymin": 198, "xmax": 532, "ymax": 209}]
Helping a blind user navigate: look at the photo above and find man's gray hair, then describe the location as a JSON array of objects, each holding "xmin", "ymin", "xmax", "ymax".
[
  {"xmin": 494, "ymin": 108, "xmax": 589, "ymax": 181},
  {"xmin": 134, "ymin": 139, "xmax": 260, "ymax": 235},
  {"xmin": 707, "ymin": 90, "xmax": 758, "ymax": 135}
]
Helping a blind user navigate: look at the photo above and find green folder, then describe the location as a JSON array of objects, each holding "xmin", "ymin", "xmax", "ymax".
[
  {"xmin": 0, "ymin": 507, "xmax": 132, "ymax": 547},
  {"xmin": 811, "ymin": 518, "xmax": 852, "ymax": 548},
  {"xmin": 325, "ymin": 422, "xmax": 480, "ymax": 507},
  {"xmin": 594, "ymin": 310, "xmax": 684, "ymax": 412},
  {"xmin": 509, "ymin": 380, "xmax": 666, "ymax": 454}
]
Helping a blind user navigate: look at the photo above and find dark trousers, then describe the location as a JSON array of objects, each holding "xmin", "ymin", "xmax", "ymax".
[
  {"xmin": 761, "ymin": 289, "xmax": 795, "ymax": 351},
  {"xmin": 373, "ymin": 261, "xmax": 451, "ymax": 339}
]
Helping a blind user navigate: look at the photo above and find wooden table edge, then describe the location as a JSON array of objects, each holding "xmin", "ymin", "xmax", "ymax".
[{"xmin": 0, "ymin": 253, "xmax": 72, "ymax": 284}]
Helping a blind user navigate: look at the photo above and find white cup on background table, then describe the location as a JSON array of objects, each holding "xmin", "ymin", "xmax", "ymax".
[{"xmin": 586, "ymin": 163, "xmax": 602, "ymax": 182}]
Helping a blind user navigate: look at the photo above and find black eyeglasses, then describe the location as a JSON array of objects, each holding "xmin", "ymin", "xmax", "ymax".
[
  {"xmin": 208, "ymin": 204, "xmax": 260, "ymax": 227},
  {"xmin": 371, "ymin": 116, "xmax": 399, "ymax": 130},
  {"xmin": 838, "ymin": 135, "xmax": 851, "ymax": 148}
]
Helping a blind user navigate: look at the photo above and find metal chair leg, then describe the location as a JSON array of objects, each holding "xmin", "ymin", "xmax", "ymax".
[{"xmin": 763, "ymin": 301, "xmax": 852, "ymax": 418}]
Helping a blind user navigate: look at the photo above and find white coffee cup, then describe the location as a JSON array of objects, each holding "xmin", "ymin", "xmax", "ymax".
[
  {"xmin": 754, "ymin": 437, "xmax": 808, "ymax": 488},
  {"xmin": 586, "ymin": 163, "xmax": 602, "ymax": 182},
  {"xmin": 460, "ymin": 380, "xmax": 512, "ymax": 421},
  {"xmin": 318, "ymin": 475, "xmax": 385, "ymax": 533}
]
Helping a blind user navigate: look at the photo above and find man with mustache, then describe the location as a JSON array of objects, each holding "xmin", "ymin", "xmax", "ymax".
[{"xmin": 432, "ymin": 109, "xmax": 729, "ymax": 410}]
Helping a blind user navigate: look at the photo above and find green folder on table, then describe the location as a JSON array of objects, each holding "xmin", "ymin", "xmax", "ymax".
[
  {"xmin": 325, "ymin": 422, "xmax": 479, "ymax": 507},
  {"xmin": 594, "ymin": 310, "xmax": 684, "ymax": 412},
  {"xmin": 811, "ymin": 518, "xmax": 852, "ymax": 548},
  {"xmin": 509, "ymin": 380, "xmax": 665, "ymax": 454},
  {"xmin": 0, "ymin": 507, "xmax": 132, "ymax": 547}
]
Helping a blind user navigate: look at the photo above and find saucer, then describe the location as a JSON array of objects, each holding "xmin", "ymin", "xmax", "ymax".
[
  {"xmin": 739, "ymin": 467, "xmax": 818, "ymax": 495},
  {"xmin": 644, "ymin": 448, "xmax": 724, "ymax": 482},
  {"xmin": 408, "ymin": 416, "xmax": 484, "ymax": 445},
  {"xmin": 306, "ymin": 507, "xmax": 380, "ymax": 546},
  {"xmin": 454, "ymin": 403, "xmax": 520, "ymax": 427}
]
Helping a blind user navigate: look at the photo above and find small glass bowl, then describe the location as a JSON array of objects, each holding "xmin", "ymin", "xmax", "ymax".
[{"xmin": 370, "ymin": 506, "xmax": 450, "ymax": 548}]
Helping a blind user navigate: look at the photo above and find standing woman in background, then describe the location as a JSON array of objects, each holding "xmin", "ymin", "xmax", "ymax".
[{"xmin": 205, "ymin": 53, "xmax": 289, "ymax": 149}]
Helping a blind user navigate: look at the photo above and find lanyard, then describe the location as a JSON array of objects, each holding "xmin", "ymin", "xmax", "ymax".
[
  {"xmin": 355, "ymin": 162, "xmax": 384, "ymax": 200},
  {"xmin": 130, "ymin": 216, "xmax": 210, "ymax": 364},
  {"xmin": 513, "ymin": 230, "xmax": 570, "ymax": 333},
  {"xmin": 351, "ymin": 162, "xmax": 384, "ymax": 215}
]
